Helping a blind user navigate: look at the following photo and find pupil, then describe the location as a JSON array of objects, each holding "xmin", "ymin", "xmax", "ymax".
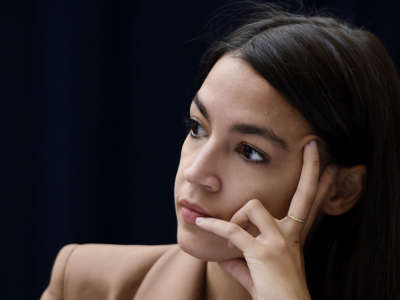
[
  {"xmin": 192, "ymin": 120, "xmax": 198, "ymax": 135},
  {"xmin": 243, "ymin": 145, "xmax": 251, "ymax": 157}
]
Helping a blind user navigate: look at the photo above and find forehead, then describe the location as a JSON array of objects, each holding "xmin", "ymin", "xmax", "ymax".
[{"xmin": 196, "ymin": 55, "xmax": 312, "ymax": 144}]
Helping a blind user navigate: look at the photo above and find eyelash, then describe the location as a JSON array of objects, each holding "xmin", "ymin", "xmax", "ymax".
[
  {"xmin": 183, "ymin": 117, "xmax": 207, "ymax": 138},
  {"xmin": 183, "ymin": 117, "xmax": 269, "ymax": 164}
]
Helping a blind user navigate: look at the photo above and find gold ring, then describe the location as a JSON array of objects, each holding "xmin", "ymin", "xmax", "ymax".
[{"xmin": 287, "ymin": 214, "xmax": 305, "ymax": 223}]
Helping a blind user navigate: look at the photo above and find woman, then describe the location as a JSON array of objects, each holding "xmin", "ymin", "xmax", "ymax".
[{"xmin": 41, "ymin": 5, "xmax": 400, "ymax": 300}]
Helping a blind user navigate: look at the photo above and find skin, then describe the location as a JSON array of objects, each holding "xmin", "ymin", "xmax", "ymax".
[{"xmin": 174, "ymin": 54, "xmax": 337, "ymax": 299}]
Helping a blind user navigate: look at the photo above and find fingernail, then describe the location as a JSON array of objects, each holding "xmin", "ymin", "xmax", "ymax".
[
  {"xmin": 195, "ymin": 217, "xmax": 205, "ymax": 225},
  {"xmin": 308, "ymin": 140, "xmax": 317, "ymax": 148}
]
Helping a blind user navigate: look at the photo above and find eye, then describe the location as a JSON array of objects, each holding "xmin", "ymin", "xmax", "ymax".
[
  {"xmin": 236, "ymin": 143, "xmax": 268, "ymax": 163},
  {"xmin": 183, "ymin": 117, "xmax": 207, "ymax": 138}
]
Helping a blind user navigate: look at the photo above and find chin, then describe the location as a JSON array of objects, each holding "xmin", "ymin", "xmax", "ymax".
[{"xmin": 177, "ymin": 222, "xmax": 241, "ymax": 262}]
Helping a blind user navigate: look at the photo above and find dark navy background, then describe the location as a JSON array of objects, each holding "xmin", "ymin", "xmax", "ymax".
[{"xmin": 1, "ymin": 0, "xmax": 399, "ymax": 299}]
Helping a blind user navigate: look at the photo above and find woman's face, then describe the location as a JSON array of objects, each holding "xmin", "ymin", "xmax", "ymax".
[{"xmin": 174, "ymin": 54, "xmax": 316, "ymax": 261}]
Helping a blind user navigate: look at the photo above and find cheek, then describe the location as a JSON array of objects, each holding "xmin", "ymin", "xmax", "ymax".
[
  {"xmin": 257, "ymin": 173, "xmax": 299, "ymax": 219},
  {"xmin": 258, "ymin": 163, "xmax": 302, "ymax": 219},
  {"xmin": 175, "ymin": 136, "xmax": 302, "ymax": 220},
  {"xmin": 179, "ymin": 135, "xmax": 195, "ymax": 157},
  {"xmin": 174, "ymin": 159, "xmax": 185, "ymax": 201},
  {"xmin": 221, "ymin": 163, "xmax": 301, "ymax": 220},
  {"xmin": 174, "ymin": 137, "xmax": 194, "ymax": 203},
  {"xmin": 174, "ymin": 138, "xmax": 189, "ymax": 187}
]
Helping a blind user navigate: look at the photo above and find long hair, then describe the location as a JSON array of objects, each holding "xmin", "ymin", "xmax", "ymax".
[{"xmin": 199, "ymin": 4, "xmax": 400, "ymax": 299}]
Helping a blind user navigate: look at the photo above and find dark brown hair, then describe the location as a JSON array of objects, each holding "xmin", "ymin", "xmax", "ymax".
[{"xmin": 200, "ymin": 4, "xmax": 400, "ymax": 299}]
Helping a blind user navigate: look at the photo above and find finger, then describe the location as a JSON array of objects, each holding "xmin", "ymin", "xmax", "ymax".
[
  {"xmin": 230, "ymin": 199, "xmax": 281, "ymax": 238},
  {"xmin": 195, "ymin": 217, "xmax": 255, "ymax": 252},
  {"xmin": 218, "ymin": 259, "xmax": 253, "ymax": 292},
  {"xmin": 286, "ymin": 140, "xmax": 320, "ymax": 232},
  {"xmin": 301, "ymin": 164, "xmax": 338, "ymax": 241}
]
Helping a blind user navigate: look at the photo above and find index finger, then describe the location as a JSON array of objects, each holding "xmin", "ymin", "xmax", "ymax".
[{"xmin": 286, "ymin": 140, "xmax": 320, "ymax": 229}]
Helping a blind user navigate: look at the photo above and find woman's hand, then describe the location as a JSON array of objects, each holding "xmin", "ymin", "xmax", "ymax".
[{"xmin": 195, "ymin": 141, "xmax": 338, "ymax": 300}]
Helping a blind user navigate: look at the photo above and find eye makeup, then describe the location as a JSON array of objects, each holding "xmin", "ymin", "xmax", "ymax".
[{"xmin": 183, "ymin": 116, "xmax": 270, "ymax": 164}]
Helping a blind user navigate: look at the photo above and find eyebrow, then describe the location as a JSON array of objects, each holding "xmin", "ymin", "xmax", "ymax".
[
  {"xmin": 193, "ymin": 94, "xmax": 209, "ymax": 120},
  {"xmin": 192, "ymin": 94, "xmax": 289, "ymax": 151}
]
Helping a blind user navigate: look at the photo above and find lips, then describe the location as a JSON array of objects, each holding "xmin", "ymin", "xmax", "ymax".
[{"xmin": 179, "ymin": 199, "xmax": 210, "ymax": 224}]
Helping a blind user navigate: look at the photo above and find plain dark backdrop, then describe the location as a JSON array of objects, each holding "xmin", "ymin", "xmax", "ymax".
[{"xmin": 1, "ymin": 0, "xmax": 399, "ymax": 299}]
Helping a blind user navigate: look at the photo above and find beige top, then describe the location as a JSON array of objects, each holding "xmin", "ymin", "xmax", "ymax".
[{"xmin": 40, "ymin": 244, "xmax": 207, "ymax": 300}]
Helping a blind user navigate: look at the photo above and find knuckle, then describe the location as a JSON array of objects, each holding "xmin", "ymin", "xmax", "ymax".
[
  {"xmin": 311, "ymin": 158, "xmax": 320, "ymax": 169},
  {"xmin": 247, "ymin": 199, "xmax": 262, "ymax": 209},
  {"xmin": 297, "ymin": 185, "xmax": 314, "ymax": 199},
  {"xmin": 287, "ymin": 227, "xmax": 303, "ymax": 242},
  {"xmin": 226, "ymin": 223, "xmax": 241, "ymax": 236},
  {"xmin": 256, "ymin": 237, "xmax": 289, "ymax": 260},
  {"xmin": 274, "ymin": 237, "xmax": 289, "ymax": 253},
  {"xmin": 296, "ymin": 185, "xmax": 306, "ymax": 195},
  {"xmin": 295, "ymin": 187, "xmax": 308, "ymax": 199}
]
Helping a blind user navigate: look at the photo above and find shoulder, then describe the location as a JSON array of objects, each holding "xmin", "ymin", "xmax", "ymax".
[{"xmin": 40, "ymin": 243, "xmax": 178, "ymax": 300}]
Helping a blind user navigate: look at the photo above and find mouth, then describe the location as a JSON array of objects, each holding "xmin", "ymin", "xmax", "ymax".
[{"xmin": 179, "ymin": 199, "xmax": 211, "ymax": 224}]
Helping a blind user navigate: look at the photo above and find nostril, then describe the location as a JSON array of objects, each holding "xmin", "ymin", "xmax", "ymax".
[
  {"xmin": 203, "ymin": 177, "xmax": 221, "ymax": 192},
  {"xmin": 204, "ymin": 184, "xmax": 214, "ymax": 192}
]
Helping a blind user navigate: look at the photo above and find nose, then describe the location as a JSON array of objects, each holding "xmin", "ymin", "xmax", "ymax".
[{"xmin": 182, "ymin": 141, "xmax": 222, "ymax": 193}]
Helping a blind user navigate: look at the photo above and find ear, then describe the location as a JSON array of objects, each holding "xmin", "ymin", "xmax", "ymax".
[{"xmin": 321, "ymin": 165, "xmax": 366, "ymax": 216}]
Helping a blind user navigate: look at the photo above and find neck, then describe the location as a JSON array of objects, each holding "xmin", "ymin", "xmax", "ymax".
[{"xmin": 205, "ymin": 261, "xmax": 252, "ymax": 300}]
